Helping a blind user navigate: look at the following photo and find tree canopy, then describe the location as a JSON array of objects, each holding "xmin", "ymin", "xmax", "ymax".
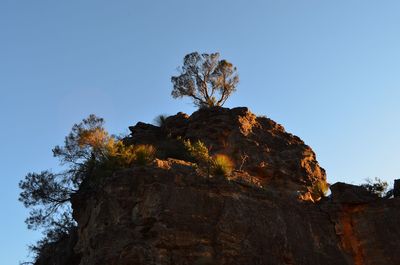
[
  {"xmin": 361, "ymin": 177, "xmax": 389, "ymax": 197},
  {"xmin": 19, "ymin": 115, "xmax": 154, "ymax": 262},
  {"xmin": 171, "ymin": 52, "xmax": 239, "ymax": 108},
  {"xmin": 19, "ymin": 115, "xmax": 105, "ymax": 231}
]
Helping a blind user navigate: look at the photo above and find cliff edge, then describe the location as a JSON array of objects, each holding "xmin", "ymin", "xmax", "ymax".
[{"xmin": 34, "ymin": 107, "xmax": 400, "ymax": 265}]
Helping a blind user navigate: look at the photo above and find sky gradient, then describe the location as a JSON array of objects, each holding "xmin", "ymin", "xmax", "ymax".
[{"xmin": 2, "ymin": 1, "xmax": 400, "ymax": 263}]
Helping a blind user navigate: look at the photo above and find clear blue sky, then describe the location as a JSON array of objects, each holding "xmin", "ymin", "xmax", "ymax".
[{"xmin": 1, "ymin": 0, "xmax": 400, "ymax": 263}]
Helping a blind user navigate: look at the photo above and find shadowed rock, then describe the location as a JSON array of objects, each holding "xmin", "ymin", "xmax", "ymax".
[{"xmin": 34, "ymin": 107, "xmax": 400, "ymax": 265}]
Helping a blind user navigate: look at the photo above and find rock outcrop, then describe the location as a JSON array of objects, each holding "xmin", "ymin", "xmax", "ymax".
[
  {"xmin": 127, "ymin": 107, "xmax": 326, "ymax": 194},
  {"xmin": 322, "ymin": 182, "xmax": 400, "ymax": 265},
  {"xmin": 35, "ymin": 107, "xmax": 400, "ymax": 265}
]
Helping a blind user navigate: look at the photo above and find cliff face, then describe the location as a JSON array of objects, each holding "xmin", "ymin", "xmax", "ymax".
[
  {"xmin": 323, "ymin": 183, "xmax": 400, "ymax": 265},
  {"xmin": 71, "ymin": 163, "xmax": 340, "ymax": 265},
  {"xmin": 35, "ymin": 107, "xmax": 400, "ymax": 265}
]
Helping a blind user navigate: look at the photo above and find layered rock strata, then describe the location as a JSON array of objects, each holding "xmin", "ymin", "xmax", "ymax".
[{"xmin": 35, "ymin": 107, "xmax": 400, "ymax": 265}]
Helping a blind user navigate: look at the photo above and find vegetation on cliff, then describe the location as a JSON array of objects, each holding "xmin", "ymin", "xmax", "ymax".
[
  {"xmin": 19, "ymin": 115, "xmax": 155, "ymax": 262},
  {"xmin": 18, "ymin": 52, "xmax": 400, "ymax": 265},
  {"xmin": 183, "ymin": 139, "xmax": 234, "ymax": 177},
  {"xmin": 361, "ymin": 177, "xmax": 389, "ymax": 198},
  {"xmin": 19, "ymin": 52, "xmax": 337, "ymax": 264}
]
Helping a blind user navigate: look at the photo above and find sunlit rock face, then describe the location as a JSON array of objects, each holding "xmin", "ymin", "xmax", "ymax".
[
  {"xmin": 35, "ymin": 107, "xmax": 400, "ymax": 265},
  {"xmin": 128, "ymin": 107, "xmax": 327, "ymax": 193}
]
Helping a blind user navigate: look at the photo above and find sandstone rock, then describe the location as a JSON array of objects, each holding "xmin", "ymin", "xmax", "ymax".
[
  {"xmin": 128, "ymin": 107, "xmax": 327, "ymax": 193},
  {"xmin": 330, "ymin": 182, "xmax": 379, "ymax": 204},
  {"xmin": 163, "ymin": 112, "xmax": 189, "ymax": 137},
  {"xmin": 128, "ymin": 122, "xmax": 162, "ymax": 145},
  {"xmin": 72, "ymin": 167, "xmax": 347, "ymax": 265},
  {"xmin": 67, "ymin": 166, "xmax": 400, "ymax": 265},
  {"xmin": 34, "ymin": 107, "xmax": 400, "ymax": 265},
  {"xmin": 394, "ymin": 179, "xmax": 400, "ymax": 198}
]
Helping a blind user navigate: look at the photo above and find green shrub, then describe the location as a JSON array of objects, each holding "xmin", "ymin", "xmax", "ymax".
[
  {"xmin": 103, "ymin": 139, "xmax": 136, "ymax": 168},
  {"xmin": 183, "ymin": 139, "xmax": 235, "ymax": 177},
  {"xmin": 133, "ymin": 144, "xmax": 156, "ymax": 165},
  {"xmin": 20, "ymin": 115, "xmax": 158, "ymax": 264},
  {"xmin": 183, "ymin": 139, "xmax": 211, "ymax": 163},
  {"xmin": 211, "ymin": 154, "xmax": 234, "ymax": 176},
  {"xmin": 153, "ymin": 114, "xmax": 168, "ymax": 127}
]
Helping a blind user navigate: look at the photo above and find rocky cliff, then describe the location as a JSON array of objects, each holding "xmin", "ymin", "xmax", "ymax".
[{"xmin": 35, "ymin": 107, "xmax": 400, "ymax": 265}]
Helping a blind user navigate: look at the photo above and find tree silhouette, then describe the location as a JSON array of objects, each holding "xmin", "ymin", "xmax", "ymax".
[
  {"xmin": 20, "ymin": 116, "xmax": 105, "ymax": 226},
  {"xmin": 19, "ymin": 114, "xmax": 157, "ymax": 262},
  {"xmin": 18, "ymin": 115, "xmax": 106, "ymax": 260},
  {"xmin": 171, "ymin": 52, "xmax": 239, "ymax": 108}
]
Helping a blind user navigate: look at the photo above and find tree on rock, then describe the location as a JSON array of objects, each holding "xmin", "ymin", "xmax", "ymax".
[
  {"xmin": 171, "ymin": 52, "xmax": 239, "ymax": 108},
  {"xmin": 18, "ymin": 115, "xmax": 151, "ymax": 262}
]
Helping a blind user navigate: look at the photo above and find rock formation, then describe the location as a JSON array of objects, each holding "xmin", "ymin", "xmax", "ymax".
[
  {"xmin": 34, "ymin": 107, "xmax": 400, "ymax": 265},
  {"xmin": 127, "ymin": 107, "xmax": 326, "ymax": 195}
]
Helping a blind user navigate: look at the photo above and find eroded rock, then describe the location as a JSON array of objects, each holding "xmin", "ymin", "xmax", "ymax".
[
  {"xmin": 34, "ymin": 107, "xmax": 400, "ymax": 265},
  {"xmin": 128, "ymin": 107, "xmax": 327, "ymax": 193}
]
